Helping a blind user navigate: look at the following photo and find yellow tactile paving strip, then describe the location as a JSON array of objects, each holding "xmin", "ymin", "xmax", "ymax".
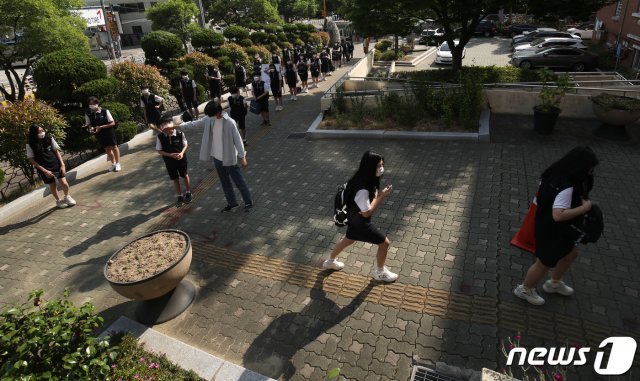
[{"xmin": 191, "ymin": 241, "xmax": 639, "ymax": 367}]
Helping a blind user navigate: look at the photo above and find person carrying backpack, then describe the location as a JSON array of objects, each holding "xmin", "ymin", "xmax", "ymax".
[
  {"xmin": 85, "ymin": 96, "xmax": 121, "ymax": 172},
  {"xmin": 234, "ymin": 61, "xmax": 248, "ymax": 95},
  {"xmin": 324, "ymin": 151, "xmax": 398, "ymax": 283}
]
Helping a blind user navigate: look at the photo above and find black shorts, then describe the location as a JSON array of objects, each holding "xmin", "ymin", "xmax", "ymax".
[
  {"xmin": 164, "ymin": 157, "xmax": 188, "ymax": 180},
  {"xmin": 286, "ymin": 77, "xmax": 297, "ymax": 89},
  {"xmin": 346, "ymin": 214, "xmax": 386, "ymax": 245},
  {"xmin": 184, "ymin": 98, "xmax": 197, "ymax": 109},
  {"xmin": 209, "ymin": 85, "xmax": 222, "ymax": 98},
  {"xmin": 311, "ymin": 71, "xmax": 320, "ymax": 78},
  {"xmin": 299, "ymin": 73, "xmax": 308, "ymax": 81},
  {"xmin": 231, "ymin": 115, "xmax": 246, "ymax": 130},
  {"xmin": 37, "ymin": 168, "xmax": 63, "ymax": 184},
  {"xmin": 257, "ymin": 98, "xmax": 269, "ymax": 112},
  {"xmin": 534, "ymin": 224, "xmax": 576, "ymax": 267},
  {"xmin": 96, "ymin": 127, "xmax": 117, "ymax": 149},
  {"xmin": 235, "ymin": 78, "xmax": 246, "ymax": 87}
]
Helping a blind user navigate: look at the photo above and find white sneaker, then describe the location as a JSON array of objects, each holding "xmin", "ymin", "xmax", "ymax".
[
  {"xmin": 56, "ymin": 199, "xmax": 69, "ymax": 209},
  {"xmin": 543, "ymin": 280, "xmax": 574, "ymax": 296},
  {"xmin": 64, "ymin": 195, "xmax": 76, "ymax": 206},
  {"xmin": 513, "ymin": 284, "xmax": 545, "ymax": 305},
  {"xmin": 289, "ymin": 95, "xmax": 294, "ymax": 101},
  {"xmin": 292, "ymin": 95, "xmax": 297, "ymax": 101},
  {"xmin": 108, "ymin": 164, "xmax": 116, "ymax": 172},
  {"xmin": 322, "ymin": 259, "xmax": 345, "ymax": 271},
  {"xmin": 114, "ymin": 163, "xmax": 121, "ymax": 172},
  {"xmin": 373, "ymin": 267, "xmax": 398, "ymax": 282},
  {"xmin": 302, "ymin": 88, "xmax": 308, "ymax": 93}
]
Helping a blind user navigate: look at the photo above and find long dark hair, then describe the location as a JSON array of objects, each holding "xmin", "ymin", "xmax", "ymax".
[
  {"xmin": 27, "ymin": 124, "xmax": 51, "ymax": 153},
  {"xmin": 348, "ymin": 150, "xmax": 384, "ymax": 201},
  {"xmin": 541, "ymin": 146, "xmax": 598, "ymax": 197}
]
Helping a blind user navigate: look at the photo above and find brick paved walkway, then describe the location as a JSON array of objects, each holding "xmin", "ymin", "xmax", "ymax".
[{"xmin": 1, "ymin": 44, "xmax": 639, "ymax": 380}]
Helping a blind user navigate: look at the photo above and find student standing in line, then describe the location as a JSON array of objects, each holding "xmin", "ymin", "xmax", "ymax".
[
  {"xmin": 268, "ymin": 63, "xmax": 284, "ymax": 111},
  {"xmin": 179, "ymin": 100, "xmax": 253, "ymax": 212},
  {"xmin": 26, "ymin": 124, "xmax": 77, "ymax": 209},
  {"xmin": 332, "ymin": 42, "xmax": 343, "ymax": 69},
  {"xmin": 155, "ymin": 116, "xmax": 192, "ymax": 206},
  {"xmin": 251, "ymin": 73, "xmax": 270, "ymax": 126},
  {"xmin": 234, "ymin": 61, "xmax": 248, "ymax": 95},
  {"xmin": 285, "ymin": 60, "xmax": 298, "ymax": 101},
  {"xmin": 140, "ymin": 85, "xmax": 164, "ymax": 132},
  {"xmin": 85, "ymin": 96, "xmax": 121, "ymax": 172},
  {"xmin": 205, "ymin": 65, "xmax": 223, "ymax": 102},
  {"xmin": 341, "ymin": 38, "xmax": 348, "ymax": 62},
  {"xmin": 320, "ymin": 49, "xmax": 331, "ymax": 80},
  {"xmin": 323, "ymin": 151, "xmax": 398, "ymax": 283},
  {"xmin": 297, "ymin": 56, "xmax": 309, "ymax": 93},
  {"xmin": 179, "ymin": 70, "xmax": 199, "ymax": 119},
  {"xmin": 271, "ymin": 50, "xmax": 281, "ymax": 66},
  {"xmin": 309, "ymin": 54, "xmax": 321, "ymax": 89},
  {"xmin": 513, "ymin": 146, "xmax": 599, "ymax": 306},
  {"xmin": 346, "ymin": 38, "xmax": 355, "ymax": 61},
  {"xmin": 252, "ymin": 54, "xmax": 263, "ymax": 77},
  {"xmin": 227, "ymin": 86, "xmax": 248, "ymax": 146}
]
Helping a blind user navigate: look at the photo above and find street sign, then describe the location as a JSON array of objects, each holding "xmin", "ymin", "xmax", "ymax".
[{"xmin": 74, "ymin": 8, "xmax": 106, "ymax": 27}]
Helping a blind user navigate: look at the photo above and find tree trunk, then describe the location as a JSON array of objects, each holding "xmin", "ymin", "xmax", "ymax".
[
  {"xmin": 451, "ymin": 46, "xmax": 463, "ymax": 74},
  {"xmin": 3, "ymin": 68, "xmax": 17, "ymax": 102},
  {"xmin": 394, "ymin": 34, "xmax": 399, "ymax": 55}
]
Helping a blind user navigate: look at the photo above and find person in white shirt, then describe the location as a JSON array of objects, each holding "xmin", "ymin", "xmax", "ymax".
[
  {"xmin": 514, "ymin": 146, "xmax": 599, "ymax": 306},
  {"xmin": 323, "ymin": 151, "xmax": 398, "ymax": 282},
  {"xmin": 84, "ymin": 96, "xmax": 120, "ymax": 172},
  {"xmin": 26, "ymin": 124, "xmax": 77, "ymax": 209},
  {"xmin": 155, "ymin": 116, "xmax": 192, "ymax": 205}
]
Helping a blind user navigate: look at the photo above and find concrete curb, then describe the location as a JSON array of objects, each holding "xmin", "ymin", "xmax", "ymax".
[
  {"xmin": 373, "ymin": 47, "xmax": 436, "ymax": 68},
  {"xmin": 102, "ymin": 316, "xmax": 275, "ymax": 381},
  {"xmin": 306, "ymin": 109, "xmax": 492, "ymax": 142},
  {"xmin": 0, "ymin": 130, "xmax": 155, "ymax": 224}
]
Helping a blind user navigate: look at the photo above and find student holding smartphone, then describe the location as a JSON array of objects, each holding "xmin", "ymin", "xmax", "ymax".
[{"xmin": 323, "ymin": 151, "xmax": 398, "ymax": 282}]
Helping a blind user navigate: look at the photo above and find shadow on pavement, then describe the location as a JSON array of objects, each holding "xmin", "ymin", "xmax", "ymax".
[
  {"xmin": 0, "ymin": 207, "xmax": 56, "ymax": 233},
  {"xmin": 242, "ymin": 271, "xmax": 375, "ymax": 380}
]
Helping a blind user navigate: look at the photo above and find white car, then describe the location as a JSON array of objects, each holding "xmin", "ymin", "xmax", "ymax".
[
  {"xmin": 567, "ymin": 23, "xmax": 594, "ymax": 39},
  {"xmin": 435, "ymin": 40, "xmax": 466, "ymax": 64},
  {"xmin": 513, "ymin": 37, "xmax": 586, "ymax": 53}
]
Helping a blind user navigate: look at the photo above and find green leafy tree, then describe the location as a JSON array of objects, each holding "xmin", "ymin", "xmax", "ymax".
[
  {"xmin": 223, "ymin": 25, "xmax": 251, "ymax": 42},
  {"xmin": 109, "ymin": 61, "xmax": 170, "ymax": 113},
  {"xmin": 176, "ymin": 52, "xmax": 219, "ymax": 84},
  {"xmin": 521, "ymin": 0, "xmax": 614, "ymax": 21},
  {"xmin": 146, "ymin": 0, "xmax": 199, "ymax": 51},
  {"xmin": 204, "ymin": 0, "xmax": 281, "ymax": 27},
  {"xmin": 278, "ymin": 0, "xmax": 319, "ymax": 22},
  {"xmin": 190, "ymin": 27, "xmax": 225, "ymax": 53},
  {"xmin": 141, "ymin": 31, "xmax": 186, "ymax": 66},
  {"xmin": 33, "ymin": 49, "xmax": 106, "ymax": 104},
  {"xmin": 0, "ymin": 0, "xmax": 89, "ymax": 102},
  {"xmin": 0, "ymin": 100, "xmax": 68, "ymax": 184}
]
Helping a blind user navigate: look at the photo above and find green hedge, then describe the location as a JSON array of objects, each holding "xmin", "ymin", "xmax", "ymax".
[
  {"xmin": 374, "ymin": 40, "xmax": 393, "ymax": 52},
  {"xmin": 115, "ymin": 121, "xmax": 138, "ymax": 144},
  {"xmin": 61, "ymin": 109, "xmax": 94, "ymax": 153},
  {"xmin": 102, "ymin": 102, "xmax": 132, "ymax": 122},
  {"xmin": 74, "ymin": 77, "xmax": 120, "ymax": 104},
  {"xmin": 223, "ymin": 74, "xmax": 235, "ymax": 89},
  {"xmin": 393, "ymin": 66, "xmax": 554, "ymax": 84}
]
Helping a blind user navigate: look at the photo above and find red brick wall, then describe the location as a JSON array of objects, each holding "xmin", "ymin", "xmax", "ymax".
[{"xmin": 595, "ymin": 0, "xmax": 640, "ymax": 66}]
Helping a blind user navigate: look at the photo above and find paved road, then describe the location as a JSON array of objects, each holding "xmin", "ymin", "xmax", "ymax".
[{"xmin": 1, "ymin": 43, "xmax": 639, "ymax": 381}]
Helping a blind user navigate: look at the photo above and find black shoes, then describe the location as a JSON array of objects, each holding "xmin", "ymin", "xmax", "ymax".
[
  {"xmin": 184, "ymin": 192, "xmax": 193, "ymax": 204},
  {"xmin": 221, "ymin": 204, "xmax": 240, "ymax": 213},
  {"xmin": 176, "ymin": 195, "xmax": 184, "ymax": 206}
]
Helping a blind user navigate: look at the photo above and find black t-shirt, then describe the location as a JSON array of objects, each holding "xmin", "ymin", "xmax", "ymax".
[
  {"xmin": 229, "ymin": 95, "xmax": 246, "ymax": 118},
  {"xmin": 253, "ymin": 80, "xmax": 267, "ymax": 97}
]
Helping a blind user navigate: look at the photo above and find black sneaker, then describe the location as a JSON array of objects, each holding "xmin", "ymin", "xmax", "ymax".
[
  {"xmin": 244, "ymin": 202, "xmax": 253, "ymax": 211},
  {"xmin": 184, "ymin": 192, "xmax": 193, "ymax": 204},
  {"xmin": 266, "ymin": 120, "xmax": 271, "ymax": 126},
  {"xmin": 176, "ymin": 195, "xmax": 184, "ymax": 206},
  {"xmin": 221, "ymin": 204, "xmax": 239, "ymax": 213},
  {"xmin": 262, "ymin": 120, "xmax": 268, "ymax": 126}
]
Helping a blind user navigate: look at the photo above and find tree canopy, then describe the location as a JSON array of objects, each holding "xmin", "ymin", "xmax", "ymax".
[
  {"xmin": 278, "ymin": 0, "xmax": 320, "ymax": 22},
  {"xmin": 204, "ymin": 0, "xmax": 281, "ymax": 27},
  {"xmin": 146, "ymin": 0, "xmax": 199, "ymax": 50},
  {"xmin": 0, "ymin": 0, "xmax": 89, "ymax": 102}
]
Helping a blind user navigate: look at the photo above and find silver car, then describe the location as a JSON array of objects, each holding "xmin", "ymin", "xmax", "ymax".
[{"xmin": 511, "ymin": 47, "xmax": 598, "ymax": 71}]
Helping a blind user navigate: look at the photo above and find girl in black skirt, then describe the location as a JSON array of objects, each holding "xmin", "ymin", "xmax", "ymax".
[
  {"xmin": 514, "ymin": 146, "xmax": 599, "ymax": 305},
  {"xmin": 323, "ymin": 151, "xmax": 398, "ymax": 282},
  {"xmin": 85, "ymin": 96, "xmax": 120, "ymax": 172}
]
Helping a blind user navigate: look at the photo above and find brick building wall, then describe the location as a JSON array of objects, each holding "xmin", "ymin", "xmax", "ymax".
[{"xmin": 595, "ymin": 0, "xmax": 640, "ymax": 71}]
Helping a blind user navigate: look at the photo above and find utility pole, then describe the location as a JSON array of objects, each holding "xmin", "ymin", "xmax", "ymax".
[
  {"xmin": 99, "ymin": 0, "xmax": 115, "ymax": 59},
  {"xmin": 322, "ymin": 0, "xmax": 327, "ymax": 18},
  {"xmin": 196, "ymin": 0, "xmax": 206, "ymax": 27}
]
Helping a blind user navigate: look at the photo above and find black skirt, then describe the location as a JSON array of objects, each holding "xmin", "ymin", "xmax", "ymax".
[
  {"xmin": 96, "ymin": 127, "xmax": 117, "ymax": 149},
  {"xmin": 346, "ymin": 213, "xmax": 385, "ymax": 244}
]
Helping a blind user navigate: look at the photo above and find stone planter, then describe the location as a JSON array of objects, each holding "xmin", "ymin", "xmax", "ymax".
[
  {"xmin": 592, "ymin": 103, "xmax": 640, "ymax": 141},
  {"xmin": 104, "ymin": 229, "xmax": 196, "ymax": 324}
]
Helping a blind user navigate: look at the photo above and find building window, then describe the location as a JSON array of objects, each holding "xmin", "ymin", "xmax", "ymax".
[
  {"xmin": 615, "ymin": 1, "xmax": 623, "ymax": 17},
  {"xmin": 116, "ymin": 3, "xmax": 145, "ymax": 14}
]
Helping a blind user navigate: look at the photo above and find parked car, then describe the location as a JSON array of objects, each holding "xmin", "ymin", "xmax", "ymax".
[
  {"xmin": 474, "ymin": 20, "xmax": 498, "ymax": 37},
  {"xmin": 511, "ymin": 47, "xmax": 598, "ymax": 71},
  {"xmin": 567, "ymin": 23, "xmax": 594, "ymax": 39},
  {"xmin": 419, "ymin": 28, "xmax": 444, "ymax": 46},
  {"xmin": 435, "ymin": 40, "xmax": 466, "ymax": 65},
  {"xmin": 513, "ymin": 31, "xmax": 581, "ymax": 45},
  {"xmin": 513, "ymin": 37, "xmax": 586, "ymax": 53},
  {"xmin": 505, "ymin": 24, "xmax": 537, "ymax": 37}
]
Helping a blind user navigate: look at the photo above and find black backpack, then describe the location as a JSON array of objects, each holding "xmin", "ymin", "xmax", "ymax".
[
  {"xmin": 333, "ymin": 183, "xmax": 350, "ymax": 227},
  {"xmin": 568, "ymin": 204, "xmax": 604, "ymax": 244}
]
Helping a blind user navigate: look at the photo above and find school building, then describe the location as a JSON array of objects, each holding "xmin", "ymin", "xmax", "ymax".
[{"xmin": 595, "ymin": 0, "xmax": 640, "ymax": 73}]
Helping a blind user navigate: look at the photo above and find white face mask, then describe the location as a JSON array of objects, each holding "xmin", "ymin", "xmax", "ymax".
[
  {"xmin": 142, "ymin": 89, "xmax": 150, "ymax": 95},
  {"xmin": 37, "ymin": 132, "xmax": 45, "ymax": 139},
  {"xmin": 89, "ymin": 104, "xmax": 99, "ymax": 111},
  {"xmin": 182, "ymin": 75, "xmax": 188, "ymax": 80},
  {"xmin": 376, "ymin": 166, "xmax": 384, "ymax": 177},
  {"xmin": 253, "ymin": 76, "xmax": 260, "ymax": 82},
  {"xmin": 231, "ymin": 93, "xmax": 238, "ymax": 98}
]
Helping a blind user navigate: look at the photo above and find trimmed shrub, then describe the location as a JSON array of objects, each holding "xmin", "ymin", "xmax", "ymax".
[
  {"xmin": 196, "ymin": 83, "xmax": 207, "ymax": 103},
  {"xmin": 102, "ymin": 101, "xmax": 132, "ymax": 122},
  {"xmin": 378, "ymin": 50, "xmax": 404, "ymax": 61},
  {"xmin": 374, "ymin": 40, "xmax": 393, "ymax": 52},
  {"xmin": 61, "ymin": 108, "xmax": 95, "ymax": 153},
  {"xmin": 33, "ymin": 49, "xmax": 107, "ymax": 104},
  {"xmin": 141, "ymin": 30, "xmax": 185, "ymax": 65},
  {"xmin": 280, "ymin": 41, "xmax": 294, "ymax": 50},
  {"xmin": 250, "ymin": 31, "xmax": 270, "ymax": 45},
  {"xmin": 223, "ymin": 26, "xmax": 251, "ymax": 42},
  {"xmin": 276, "ymin": 32, "xmax": 288, "ymax": 43},
  {"xmin": 222, "ymin": 74, "xmax": 236, "ymax": 89},
  {"xmin": 268, "ymin": 43, "xmax": 281, "ymax": 55},
  {"xmin": 109, "ymin": 61, "xmax": 170, "ymax": 113},
  {"xmin": 0, "ymin": 100, "xmax": 68, "ymax": 185},
  {"xmin": 239, "ymin": 38, "xmax": 254, "ymax": 47},
  {"xmin": 245, "ymin": 45, "xmax": 271, "ymax": 61},
  {"xmin": 176, "ymin": 52, "xmax": 219, "ymax": 85},
  {"xmin": 308, "ymin": 32, "xmax": 324, "ymax": 47},
  {"xmin": 190, "ymin": 27, "xmax": 225, "ymax": 52},
  {"xmin": 216, "ymin": 43, "xmax": 251, "ymax": 69},
  {"xmin": 74, "ymin": 77, "xmax": 120, "ymax": 104},
  {"xmin": 315, "ymin": 31, "xmax": 330, "ymax": 46},
  {"xmin": 261, "ymin": 24, "xmax": 280, "ymax": 34},
  {"xmin": 115, "ymin": 121, "xmax": 139, "ymax": 144},
  {"xmin": 218, "ymin": 56, "xmax": 234, "ymax": 74},
  {"xmin": 293, "ymin": 38, "xmax": 304, "ymax": 47}
]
